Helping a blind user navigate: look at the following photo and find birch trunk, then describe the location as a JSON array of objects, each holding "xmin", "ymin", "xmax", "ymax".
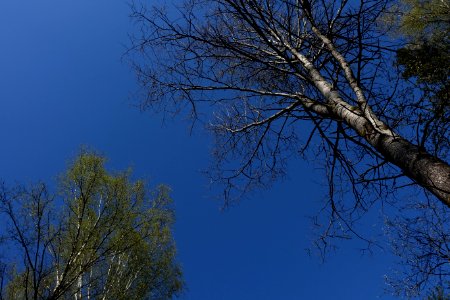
[
  {"xmin": 300, "ymin": 50, "xmax": 450, "ymax": 207},
  {"xmin": 325, "ymin": 91, "xmax": 450, "ymax": 207},
  {"xmin": 345, "ymin": 112, "xmax": 450, "ymax": 207}
]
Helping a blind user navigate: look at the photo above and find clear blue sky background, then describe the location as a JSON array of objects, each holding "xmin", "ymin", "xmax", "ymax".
[{"xmin": 0, "ymin": 1, "xmax": 398, "ymax": 299}]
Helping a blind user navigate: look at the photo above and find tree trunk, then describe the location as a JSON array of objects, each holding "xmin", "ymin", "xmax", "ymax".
[
  {"xmin": 336, "ymin": 103, "xmax": 450, "ymax": 206},
  {"xmin": 304, "ymin": 58, "xmax": 450, "ymax": 207},
  {"xmin": 370, "ymin": 130, "xmax": 450, "ymax": 206}
]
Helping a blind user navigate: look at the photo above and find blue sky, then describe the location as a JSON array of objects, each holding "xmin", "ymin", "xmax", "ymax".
[{"xmin": 0, "ymin": 1, "xmax": 398, "ymax": 299}]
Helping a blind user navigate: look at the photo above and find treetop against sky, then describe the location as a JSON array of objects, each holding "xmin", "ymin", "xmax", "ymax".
[{"xmin": 0, "ymin": 0, "xmax": 449, "ymax": 298}]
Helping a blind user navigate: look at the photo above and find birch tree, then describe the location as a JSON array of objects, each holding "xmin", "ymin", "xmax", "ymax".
[
  {"xmin": 128, "ymin": 0, "xmax": 449, "ymax": 295},
  {"xmin": 130, "ymin": 0, "xmax": 449, "ymax": 205},
  {"xmin": 0, "ymin": 151, "xmax": 183, "ymax": 300}
]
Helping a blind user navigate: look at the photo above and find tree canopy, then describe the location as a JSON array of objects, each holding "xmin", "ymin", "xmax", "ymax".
[
  {"xmin": 0, "ymin": 151, "xmax": 183, "ymax": 300},
  {"xmin": 383, "ymin": 1, "xmax": 450, "ymax": 295},
  {"xmin": 395, "ymin": 0, "xmax": 449, "ymax": 153},
  {"xmin": 130, "ymin": 0, "xmax": 449, "ymax": 204},
  {"xmin": 128, "ymin": 0, "xmax": 449, "ymax": 296}
]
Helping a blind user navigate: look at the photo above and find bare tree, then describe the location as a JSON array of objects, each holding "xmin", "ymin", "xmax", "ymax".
[
  {"xmin": 128, "ymin": 0, "xmax": 449, "ymax": 295},
  {"xmin": 129, "ymin": 0, "xmax": 449, "ymax": 204},
  {"xmin": 386, "ymin": 199, "xmax": 450, "ymax": 297}
]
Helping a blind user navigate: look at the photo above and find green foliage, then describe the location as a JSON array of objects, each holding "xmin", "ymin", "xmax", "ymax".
[
  {"xmin": 399, "ymin": 0, "xmax": 449, "ymax": 39},
  {"xmin": 397, "ymin": 43, "xmax": 449, "ymax": 84},
  {"xmin": 395, "ymin": 0, "xmax": 449, "ymax": 153},
  {"xmin": 396, "ymin": 0, "xmax": 449, "ymax": 84},
  {"xmin": 0, "ymin": 150, "xmax": 183, "ymax": 300}
]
